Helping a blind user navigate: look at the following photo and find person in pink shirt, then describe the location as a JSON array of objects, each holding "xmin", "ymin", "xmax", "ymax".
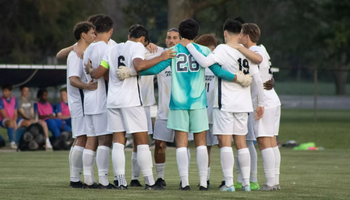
[
  {"xmin": 0, "ymin": 84, "xmax": 32, "ymax": 149},
  {"xmin": 34, "ymin": 89, "xmax": 71, "ymax": 138},
  {"xmin": 56, "ymin": 87, "xmax": 71, "ymax": 127}
]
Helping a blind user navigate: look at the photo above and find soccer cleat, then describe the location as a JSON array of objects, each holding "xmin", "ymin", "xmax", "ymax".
[
  {"xmin": 260, "ymin": 184, "xmax": 274, "ymax": 191},
  {"xmin": 145, "ymin": 184, "xmax": 164, "ymax": 190},
  {"xmin": 242, "ymin": 185, "xmax": 251, "ymax": 192},
  {"xmin": 69, "ymin": 181, "xmax": 83, "ymax": 188},
  {"xmin": 114, "ymin": 180, "xmax": 118, "ymax": 187},
  {"xmin": 219, "ymin": 185, "xmax": 235, "ymax": 192},
  {"xmin": 97, "ymin": 183, "xmax": 117, "ymax": 189},
  {"xmin": 155, "ymin": 178, "xmax": 166, "ymax": 187},
  {"xmin": 130, "ymin": 179, "xmax": 143, "ymax": 187},
  {"xmin": 234, "ymin": 182, "xmax": 242, "ymax": 189},
  {"xmin": 82, "ymin": 183, "xmax": 98, "ymax": 189},
  {"xmin": 198, "ymin": 180, "xmax": 210, "ymax": 189},
  {"xmin": 218, "ymin": 181, "xmax": 225, "ymax": 188},
  {"xmin": 199, "ymin": 186, "xmax": 208, "ymax": 191},
  {"xmin": 250, "ymin": 182, "xmax": 260, "ymax": 190},
  {"xmin": 179, "ymin": 185, "xmax": 191, "ymax": 191},
  {"xmin": 273, "ymin": 184, "xmax": 281, "ymax": 190},
  {"xmin": 116, "ymin": 185, "xmax": 128, "ymax": 190}
]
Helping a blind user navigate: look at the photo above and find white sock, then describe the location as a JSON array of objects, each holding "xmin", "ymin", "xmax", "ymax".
[
  {"xmin": 137, "ymin": 145, "xmax": 155, "ymax": 186},
  {"xmin": 187, "ymin": 148, "xmax": 191, "ymax": 170},
  {"xmin": 235, "ymin": 153, "xmax": 242, "ymax": 183},
  {"xmin": 238, "ymin": 148, "xmax": 251, "ymax": 186},
  {"xmin": 112, "ymin": 143, "xmax": 127, "ymax": 186},
  {"xmin": 207, "ymin": 167, "xmax": 210, "ymax": 181},
  {"xmin": 96, "ymin": 146, "xmax": 110, "ymax": 186},
  {"xmin": 247, "ymin": 140, "xmax": 258, "ymax": 182},
  {"xmin": 83, "ymin": 149, "xmax": 95, "ymax": 185},
  {"xmin": 220, "ymin": 147, "xmax": 234, "ymax": 187},
  {"xmin": 177, "ymin": 147, "xmax": 189, "ymax": 187},
  {"xmin": 155, "ymin": 163, "xmax": 165, "ymax": 179},
  {"xmin": 197, "ymin": 146, "xmax": 208, "ymax": 188},
  {"xmin": 261, "ymin": 148, "xmax": 276, "ymax": 187},
  {"xmin": 273, "ymin": 147, "xmax": 281, "ymax": 185},
  {"xmin": 71, "ymin": 146, "xmax": 84, "ymax": 182},
  {"xmin": 69, "ymin": 147, "xmax": 73, "ymax": 181},
  {"xmin": 131, "ymin": 152, "xmax": 140, "ymax": 180}
]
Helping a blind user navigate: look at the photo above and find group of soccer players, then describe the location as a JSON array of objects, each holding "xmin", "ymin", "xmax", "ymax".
[{"xmin": 57, "ymin": 13, "xmax": 281, "ymax": 192}]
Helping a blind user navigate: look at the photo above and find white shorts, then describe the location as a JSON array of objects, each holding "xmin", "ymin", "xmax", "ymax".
[
  {"xmin": 107, "ymin": 106, "xmax": 148, "ymax": 135},
  {"xmin": 153, "ymin": 119, "xmax": 174, "ymax": 142},
  {"xmin": 144, "ymin": 106, "xmax": 153, "ymax": 135},
  {"xmin": 213, "ymin": 108, "xmax": 248, "ymax": 136},
  {"xmin": 85, "ymin": 112, "xmax": 110, "ymax": 137},
  {"xmin": 254, "ymin": 106, "xmax": 281, "ymax": 138},
  {"xmin": 71, "ymin": 116, "xmax": 87, "ymax": 138},
  {"xmin": 246, "ymin": 113, "xmax": 256, "ymax": 141},
  {"xmin": 206, "ymin": 124, "xmax": 218, "ymax": 146}
]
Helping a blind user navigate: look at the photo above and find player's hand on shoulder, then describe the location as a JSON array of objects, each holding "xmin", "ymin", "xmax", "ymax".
[
  {"xmin": 161, "ymin": 48, "xmax": 176, "ymax": 60},
  {"xmin": 227, "ymin": 43, "xmax": 242, "ymax": 50},
  {"xmin": 87, "ymin": 80, "xmax": 98, "ymax": 91},
  {"xmin": 146, "ymin": 43, "xmax": 158, "ymax": 53},
  {"xmin": 73, "ymin": 45, "xmax": 84, "ymax": 59},
  {"xmin": 254, "ymin": 106, "xmax": 264, "ymax": 121},
  {"xmin": 178, "ymin": 39, "xmax": 191, "ymax": 47},
  {"xmin": 263, "ymin": 77, "xmax": 275, "ymax": 90},
  {"xmin": 235, "ymin": 71, "xmax": 252, "ymax": 87},
  {"xmin": 117, "ymin": 66, "xmax": 136, "ymax": 81},
  {"xmin": 84, "ymin": 58, "xmax": 93, "ymax": 74}
]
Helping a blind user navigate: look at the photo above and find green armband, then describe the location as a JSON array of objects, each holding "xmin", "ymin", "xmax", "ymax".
[{"xmin": 100, "ymin": 60, "xmax": 109, "ymax": 69}]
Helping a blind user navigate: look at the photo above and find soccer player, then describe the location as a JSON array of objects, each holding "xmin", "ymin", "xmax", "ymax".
[
  {"xmin": 18, "ymin": 85, "xmax": 53, "ymax": 149},
  {"xmin": 122, "ymin": 19, "xmax": 252, "ymax": 191},
  {"xmin": 1, "ymin": 84, "xmax": 32, "ymax": 149},
  {"xmin": 82, "ymin": 15, "xmax": 114, "ymax": 189},
  {"xmin": 85, "ymin": 25, "xmax": 175, "ymax": 190},
  {"xmin": 193, "ymin": 34, "xmax": 219, "ymax": 188},
  {"xmin": 56, "ymin": 87, "xmax": 71, "ymax": 127},
  {"xmin": 180, "ymin": 19, "xmax": 266, "ymax": 192},
  {"xmin": 66, "ymin": 21, "xmax": 97, "ymax": 188},
  {"xmin": 237, "ymin": 23, "xmax": 281, "ymax": 191}
]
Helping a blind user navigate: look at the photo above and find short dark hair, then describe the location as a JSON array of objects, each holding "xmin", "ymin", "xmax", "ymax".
[
  {"xmin": 20, "ymin": 85, "xmax": 28, "ymax": 91},
  {"xmin": 178, "ymin": 19, "xmax": 199, "ymax": 40},
  {"xmin": 128, "ymin": 24, "xmax": 141, "ymax": 34},
  {"xmin": 195, "ymin": 34, "xmax": 217, "ymax": 48},
  {"xmin": 73, "ymin": 21, "xmax": 95, "ymax": 41},
  {"xmin": 129, "ymin": 25, "xmax": 149, "ymax": 40},
  {"xmin": 87, "ymin": 14, "xmax": 104, "ymax": 24},
  {"xmin": 37, "ymin": 89, "xmax": 47, "ymax": 99},
  {"xmin": 60, "ymin": 87, "xmax": 67, "ymax": 93},
  {"xmin": 94, "ymin": 15, "xmax": 113, "ymax": 33},
  {"xmin": 168, "ymin": 28, "xmax": 179, "ymax": 33},
  {"xmin": 2, "ymin": 84, "xmax": 12, "ymax": 91},
  {"xmin": 223, "ymin": 19, "xmax": 242, "ymax": 34},
  {"xmin": 242, "ymin": 23, "xmax": 261, "ymax": 43}
]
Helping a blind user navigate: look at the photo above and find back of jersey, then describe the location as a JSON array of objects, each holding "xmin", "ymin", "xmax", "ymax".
[
  {"xmin": 105, "ymin": 41, "xmax": 145, "ymax": 108},
  {"xmin": 169, "ymin": 43, "xmax": 207, "ymax": 110},
  {"xmin": 83, "ymin": 41, "xmax": 108, "ymax": 115},
  {"xmin": 211, "ymin": 44, "xmax": 259, "ymax": 112}
]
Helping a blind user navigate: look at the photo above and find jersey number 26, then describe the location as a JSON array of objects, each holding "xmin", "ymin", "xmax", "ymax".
[{"xmin": 176, "ymin": 53, "xmax": 200, "ymax": 72}]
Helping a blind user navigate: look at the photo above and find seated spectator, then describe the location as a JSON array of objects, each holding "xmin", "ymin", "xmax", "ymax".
[
  {"xmin": 0, "ymin": 84, "xmax": 32, "ymax": 149},
  {"xmin": 18, "ymin": 85, "xmax": 52, "ymax": 149},
  {"xmin": 34, "ymin": 89, "xmax": 71, "ymax": 138},
  {"xmin": 56, "ymin": 87, "xmax": 71, "ymax": 127}
]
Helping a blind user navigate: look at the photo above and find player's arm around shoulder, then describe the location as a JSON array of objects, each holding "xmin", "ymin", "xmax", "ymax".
[{"xmin": 133, "ymin": 48, "xmax": 176, "ymax": 72}]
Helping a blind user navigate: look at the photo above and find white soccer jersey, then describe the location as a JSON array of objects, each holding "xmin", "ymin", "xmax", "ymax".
[
  {"xmin": 102, "ymin": 40, "xmax": 145, "ymax": 108},
  {"xmin": 83, "ymin": 41, "xmax": 108, "ymax": 115},
  {"xmin": 249, "ymin": 45, "xmax": 281, "ymax": 109},
  {"xmin": 211, "ymin": 44, "xmax": 259, "ymax": 112},
  {"xmin": 205, "ymin": 68, "xmax": 215, "ymax": 124},
  {"xmin": 67, "ymin": 51, "xmax": 86, "ymax": 118},
  {"xmin": 156, "ymin": 65, "xmax": 172, "ymax": 120},
  {"xmin": 108, "ymin": 39, "xmax": 117, "ymax": 47},
  {"xmin": 140, "ymin": 48, "xmax": 165, "ymax": 106}
]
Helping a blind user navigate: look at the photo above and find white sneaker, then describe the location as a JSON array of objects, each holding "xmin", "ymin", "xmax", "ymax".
[
  {"xmin": 46, "ymin": 140, "xmax": 53, "ymax": 149},
  {"xmin": 220, "ymin": 185, "xmax": 235, "ymax": 192},
  {"xmin": 10, "ymin": 142, "xmax": 17, "ymax": 149}
]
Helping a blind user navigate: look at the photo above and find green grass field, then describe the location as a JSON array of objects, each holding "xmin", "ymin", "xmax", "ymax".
[{"xmin": 0, "ymin": 109, "xmax": 349, "ymax": 199}]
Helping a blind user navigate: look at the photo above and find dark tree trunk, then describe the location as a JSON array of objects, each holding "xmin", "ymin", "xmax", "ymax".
[{"xmin": 333, "ymin": 69, "xmax": 348, "ymax": 96}]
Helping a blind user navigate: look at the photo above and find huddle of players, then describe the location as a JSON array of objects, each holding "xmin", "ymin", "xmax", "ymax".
[{"xmin": 61, "ymin": 13, "xmax": 281, "ymax": 191}]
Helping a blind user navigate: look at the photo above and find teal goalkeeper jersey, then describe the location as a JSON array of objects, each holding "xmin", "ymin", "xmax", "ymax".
[{"xmin": 140, "ymin": 43, "xmax": 235, "ymax": 110}]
